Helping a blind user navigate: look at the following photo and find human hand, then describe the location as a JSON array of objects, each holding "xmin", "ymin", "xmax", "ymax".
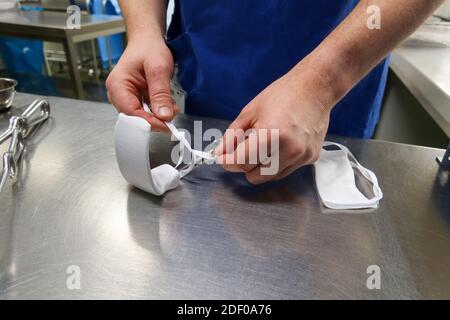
[
  {"xmin": 215, "ymin": 68, "xmax": 333, "ymax": 184},
  {"xmin": 106, "ymin": 37, "xmax": 179, "ymax": 132}
]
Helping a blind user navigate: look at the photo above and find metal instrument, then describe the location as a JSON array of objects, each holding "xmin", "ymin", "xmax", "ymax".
[
  {"xmin": 0, "ymin": 99, "xmax": 50, "ymax": 193},
  {"xmin": 0, "ymin": 78, "xmax": 17, "ymax": 112}
]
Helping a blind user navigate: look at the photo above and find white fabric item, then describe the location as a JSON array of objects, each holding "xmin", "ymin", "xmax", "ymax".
[
  {"xmin": 314, "ymin": 142, "xmax": 383, "ymax": 210},
  {"xmin": 114, "ymin": 113, "xmax": 214, "ymax": 196},
  {"xmin": 115, "ymin": 112, "xmax": 382, "ymax": 208}
]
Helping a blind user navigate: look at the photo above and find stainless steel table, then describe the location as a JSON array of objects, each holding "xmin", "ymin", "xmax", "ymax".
[
  {"xmin": 391, "ymin": 46, "xmax": 450, "ymax": 137},
  {"xmin": 0, "ymin": 93, "xmax": 449, "ymax": 299},
  {"xmin": 0, "ymin": 9, "xmax": 125, "ymax": 99}
]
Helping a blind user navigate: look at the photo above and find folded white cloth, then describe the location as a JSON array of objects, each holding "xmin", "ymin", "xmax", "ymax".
[{"xmin": 314, "ymin": 142, "xmax": 383, "ymax": 209}]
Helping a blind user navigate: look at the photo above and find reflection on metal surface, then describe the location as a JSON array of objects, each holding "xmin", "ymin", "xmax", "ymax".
[
  {"xmin": 0, "ymin": 78, "xmax": 17, "ymax": 111},
  {"xmin": 0, "ymin": 93, "xmax": 449, "ymax": 299},
  {"xmin": 0, "ymin": 99, "xmax": 50, "ymax": 194}
]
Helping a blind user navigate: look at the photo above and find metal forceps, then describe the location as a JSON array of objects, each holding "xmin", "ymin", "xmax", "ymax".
[{"xmin": 0, "ymin": 99, "xmax": 50, "ymax": 193}]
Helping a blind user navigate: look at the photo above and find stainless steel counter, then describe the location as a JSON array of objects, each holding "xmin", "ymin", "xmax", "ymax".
[
  {"xmin": 0, "ymin": 93, "xmax": 449, "ymax": 299},
  {"xmin": 391, "ymin": 46, "xmax": 450, "ymax": 137}
]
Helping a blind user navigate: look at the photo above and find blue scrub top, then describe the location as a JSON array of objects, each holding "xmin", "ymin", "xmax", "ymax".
[{"xmin": 167, "ymin": 0, "xmax": 390, "ymax": 139}]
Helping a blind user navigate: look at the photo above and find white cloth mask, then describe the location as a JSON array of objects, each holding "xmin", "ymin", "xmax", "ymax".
[
  {"xmin": 115, "ymin": 113, "xmax": 382, "ymax": 209},
  {"xmin": 114, "ymin": 113, "xmax": 215, "ymax": 196},
  {"xmin": 314, "ymin": 142, "xmax": 383, "ymax": 210}
]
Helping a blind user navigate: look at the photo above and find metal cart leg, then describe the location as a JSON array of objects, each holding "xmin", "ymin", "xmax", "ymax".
[
  {"xmin": 106, "ymin": 35, "xmax": 113, "ymax": 71},
  {"xmin": 90, "ymin": 39, "xmax": 101, "ymax": 83},
  {"xmin": 63, "ymin": 37, "xmax": 84, "ymax": 99}
]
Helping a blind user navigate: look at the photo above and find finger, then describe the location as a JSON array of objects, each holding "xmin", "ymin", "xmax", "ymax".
[
  {"xmin": 144, "ymin": 64, "xmax": 174, "ymax": 121},
  {"xmin": 272, "ymin": 162, "xmax": 303, "ymax": 182},
  {"xmin": 244, "ymin": 151, "xmax": 283, "ymax": 185},
  {"xmin": 214, "ymin": 128, "xmax": 246, "ymax": 162},
  {"xmin": 142, "ymin": 93, "xmax": 180, "ymax": 114},
  {"xmin": 107, "ymin": 78, "xmax": 170, "ymax": 132},
  {"xmin": 132, "ymin": 109, "xmax": 170, "ymax": 132},
  {"xmin": 220, "ymin": 128, "xmax": 274, "ymax": 173},
  {"xmin": 245, "ymin": 146, "xmax": 315, "ymax": 185},
  {"xmin": 107, "ymin": 81, "xmax": 142, "ymax": 115},
  {"xmin": 269, "ymin": 151, "xmax": 318, "ymax": 182},
  {"xmin": 214, "ymin": 111, "xmax": 252, "ymax": 157},
  {"xmin": 220, "ymin": 130, "xmax": 259, "ymax": 172}
]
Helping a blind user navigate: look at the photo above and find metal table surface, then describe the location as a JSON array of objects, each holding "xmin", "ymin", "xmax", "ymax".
[
  {"xmin": 0, "ymin": 9, "xmax": 125, "ymax": 98},
  {"xmin": 0, "ymin": 93, "xmax": 449, "ymax": 300},
  {"xmin": 391, "ymin": 46, "xmax": 450, "ymax": 137}
]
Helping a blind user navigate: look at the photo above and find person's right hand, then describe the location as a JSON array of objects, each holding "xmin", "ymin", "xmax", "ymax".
[{"xmin": 106, "ymin": 37, "xmax": 179, "ymax": 132}]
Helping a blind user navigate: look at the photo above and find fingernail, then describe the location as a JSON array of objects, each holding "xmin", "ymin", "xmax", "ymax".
[{"xmin": 158, "ymin": 106, "xmax": 172, "ymax": 117}]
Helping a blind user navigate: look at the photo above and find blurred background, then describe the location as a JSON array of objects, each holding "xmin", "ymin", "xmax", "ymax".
[{"xmin": 0, "ymin": 0, "xmax": 449, "ymax": 148}]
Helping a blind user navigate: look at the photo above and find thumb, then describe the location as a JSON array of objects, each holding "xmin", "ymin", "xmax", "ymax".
[{"xmin": 145, "ymin": 64, "xmax": 174, "ymax": 121}]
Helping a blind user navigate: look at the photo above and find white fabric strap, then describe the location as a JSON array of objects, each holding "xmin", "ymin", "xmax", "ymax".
[
  {"xmin": 164, "ymin": 121, "xmax": 216, "ymax": 177},
  {"xmin": 142, "ymin": 102, "xmax": 215, "ymax": 176}
]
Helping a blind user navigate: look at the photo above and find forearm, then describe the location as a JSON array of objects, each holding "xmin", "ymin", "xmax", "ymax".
[
  {"xmin": 118, "ymin": 0, "xmax": 168, "ymax": 42},
  {"xmin": 294, "ymin": 0, "xmax": 445, "ymax": 109}
]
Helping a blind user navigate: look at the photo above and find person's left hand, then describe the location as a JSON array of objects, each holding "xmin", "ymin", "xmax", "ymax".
[{"xmin": 215, "ymin": 68, "xmax": 334, "ymax": 185}]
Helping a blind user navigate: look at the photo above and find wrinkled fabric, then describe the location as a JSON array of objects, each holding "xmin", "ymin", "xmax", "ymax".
[
  {"xmin": 115, "ymin": 114, "xmax": 382, "ymax": 209},
  {"xmin": 314, "ymin": 142, "xmax": 383, "ymax": 209},
  {"xmin": 114, "ymin": 113, "xmax": 214, "ymax": 196},
  {"xmin": 167, "ymin": 0, "xmax": 389, "ymax": 139}
]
